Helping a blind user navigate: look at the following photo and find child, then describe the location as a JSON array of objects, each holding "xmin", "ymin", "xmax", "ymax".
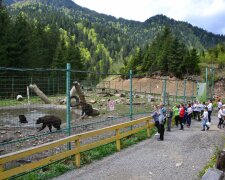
[
  {"xmin": 167, "ymin": 107, "xmax": 173, "ymax": 131},
  {"xmin": 201, "ymin": 107, "xmax": 210, "ymax": 131}
]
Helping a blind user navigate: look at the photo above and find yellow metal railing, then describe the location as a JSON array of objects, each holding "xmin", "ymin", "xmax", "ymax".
[{"xmin": 0, "ymin": 116, "xmax": 153, "ymax": 179}]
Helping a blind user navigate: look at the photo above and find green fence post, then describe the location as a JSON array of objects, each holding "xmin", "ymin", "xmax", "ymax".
[
  {"xmin": 163, "ymin": 78, "xmax": 167, "ymax": 105},
  {"xmin": 122, "ymin": 81, "xmax": 124, "ymax": 92},
  {"xmin": 149, "ymin": 80, "xmax": 151, "ymax": 94},
  {"xmin": 52, "ymin": 78, "xmax": 55, "ymax": 95},
  {"xmin": 57, "ymin": 76, "xmax": 60, "ymax": 94},
  {"xmin": 130, "ymin": 70, "xmax": 133, "ymax": 120},
  {"xmin": 176, "ymin": 80, "xmax": 178, "ymax": 102},
  {"xmin": 212, "ymin": 67, "xmax": 214, "ymax": 99},
  {"xmin": 11, "ymin": 77, "xmax": 14, "ymax": 95},
  {"xmin": 206, "ymin": 67, "xmax": 208, "ymax": 98},
  {"xmin": 48, "ymin": 77, "xmax": 50, "ymax": 95},
  {"xmin": 192, "ymin": 81, "xmax": 194, "ymax": 102},
  {"xmin": 140, "ymin": 82, "xmax": 141, "ymax": 93},
  {"xmin": 183, "ymin": 79, "xmax": 186, "ymax": 103},
  {"xmin": 66, "ymin": 63, "xmax": 71, "ymax": 150}
]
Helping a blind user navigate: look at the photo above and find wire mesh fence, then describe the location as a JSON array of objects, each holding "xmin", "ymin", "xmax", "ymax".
[{"xmin": 0, "ymin": 65, "xmax": 198, "ymax": 171}]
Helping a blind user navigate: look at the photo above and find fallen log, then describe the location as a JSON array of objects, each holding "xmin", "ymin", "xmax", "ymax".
[{"xmin": 29, "ymin": 84, "xmax": 51, "ymax": 104}]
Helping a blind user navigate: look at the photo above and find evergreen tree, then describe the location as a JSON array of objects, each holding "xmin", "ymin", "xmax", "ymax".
[{"xmin": 0, "ymin": 0, "xmax": 10, "ymax": 66}]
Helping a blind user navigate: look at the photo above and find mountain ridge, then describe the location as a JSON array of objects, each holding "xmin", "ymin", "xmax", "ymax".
[{"xmin": 3, "ymin": 0, "xmax": 225, "ymax": 76}]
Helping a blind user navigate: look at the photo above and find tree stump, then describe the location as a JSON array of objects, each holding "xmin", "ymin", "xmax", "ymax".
[{"xmin": 74, "ymin": 81, "xmax": 100, "ymax": 117}]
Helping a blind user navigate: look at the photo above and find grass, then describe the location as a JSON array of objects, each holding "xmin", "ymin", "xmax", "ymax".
[
  {"xmin": 198, "ymin": 143, "xmax": 225, "ymax": 178},
  {"xmin": 13, "ymin": 128, "xmax": 157, "ymax": 180},
  {"xmin": 198, "ymin": 152, "xmax": 217, "ymax": 178}
]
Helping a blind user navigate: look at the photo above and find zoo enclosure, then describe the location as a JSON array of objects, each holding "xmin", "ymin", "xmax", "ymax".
[{"xmin": 0, "ymin": 64, "xmax": 199, "ymax": 177}]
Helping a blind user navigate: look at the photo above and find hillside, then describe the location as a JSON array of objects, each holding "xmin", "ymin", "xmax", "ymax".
[{"xmin": 2, "ymin": 0, "xmax": 225, "ymax": 77}]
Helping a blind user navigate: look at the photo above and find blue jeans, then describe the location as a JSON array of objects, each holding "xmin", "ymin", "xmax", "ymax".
[
  {"xmin": 202, "ymin": 119, "xmax": 209, "ymax": 130},
  {"xmin": 187, "ymin": 114, "xmax": 192, "ymax": 126}
]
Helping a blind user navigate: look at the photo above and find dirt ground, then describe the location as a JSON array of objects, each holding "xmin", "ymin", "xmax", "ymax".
[{"xmin": 97, "ymin": 76, "xmax": 197, "ymax": 97}]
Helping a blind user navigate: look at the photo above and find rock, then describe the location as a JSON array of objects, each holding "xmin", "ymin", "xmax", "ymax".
[
  {"xmin": 1, "ymin": 131, "xmax": 6, "ymax": 134},
  {"xmin": 15, "ymin": 131, "xmax": 22, "ymax": 134},
  {"xmin": 17, "ymin": 159, "xmax": 32, "ymax": 164},
  {"xmin": 115, "ymin": 94, "xmax": 121, "ymax": 97},
  {"xmin": 216, "ymin": 150, "xmax": 225, "ymax": 172},
  {"xmin": 120, "ymin": 93, "xmax": 126, "ymax": 97},
  {"xmin": 16, "ymin": 95, "xmax": 23, "ymax": 101},
  {"xmin": 0, "ymin": 149, "xmax": 4, "ymax": 153},
  {"xmin": 46, "ymin": 139, "xmax": 53, "ymax": 142},
  {"xmin": 100, "ymin": 99, "xmax": 106, "ymax": 102},
  {"xmin": 2, "ymin": 137, "xmax": 13, "ymax": 142},
  {"xmin": 176, "ymin": 162, "xmax": 183, "ymax": 167},
  {"xmin": 202, "ymin": 168, "xmax": 224, "ymax": 180},
  {"xmin": 134, "ymin": 94, "xmax": 140, "ymax": 98},
  {"xmin": 89, "ymin": 100, "xmax": 97, "ymax": 104},
  {"xmin": 107, "ymin": 116, "xmax": 115, "ymax": 119}
]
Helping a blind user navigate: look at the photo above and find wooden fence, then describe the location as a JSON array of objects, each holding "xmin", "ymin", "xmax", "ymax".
[{"xmin": 0, "ymin": 116, "xmax": 153, "ymax": 180}]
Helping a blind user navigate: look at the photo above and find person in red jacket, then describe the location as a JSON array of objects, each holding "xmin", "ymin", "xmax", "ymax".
[{"xmin": 179, "ymin": 103, "xmax": 185, "ymax": 130}]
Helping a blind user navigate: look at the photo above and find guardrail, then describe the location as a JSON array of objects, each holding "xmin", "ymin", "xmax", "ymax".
[{"xmin": 0, "ymin": 116, "xmax": 153, "ymax": 180}]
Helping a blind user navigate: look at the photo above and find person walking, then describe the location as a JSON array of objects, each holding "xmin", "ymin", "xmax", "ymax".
[
  {"xmin": 167, "ymin": 107, "xmax": 173, "ymax": 131},
  {"xmin": 179, "ymin": 103, "xmax": 185, "ymax": 130},
  {"xmin": 196, "ymin": 101, "xmax": 201, "ymax": 121},
  {"xmin": 201, "ymin": 107, "xmax": 210, "ymax": 131},
  {"xmin": 187, "ymin": 103, "xmax": 193, "ymax": 127},
  {"xmin": 218, "ymin": 105, "xmax": 225, "ymax": 128},
  {"xmin": 192, "ymin": 101, "xmax": 197, "ymax": 120},
  {"xmin": 207, "ymin": 100, "xmax": 213, "ymax": 123},
  {"xmin": 173, "ymin": 104, "xmax": 179, "ymax": 127},
  {"xmin": 217, "ymin": 99, "xmax": 222, "ymax": 110}
]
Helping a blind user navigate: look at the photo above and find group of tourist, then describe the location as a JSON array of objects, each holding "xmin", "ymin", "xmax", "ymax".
[{"xmin": 152, "ymin": 99, "xmax": 225, "ymax": 141}]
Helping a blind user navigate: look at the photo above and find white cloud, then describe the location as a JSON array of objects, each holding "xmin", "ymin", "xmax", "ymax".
[{"xmin": 73, "ymin": 0, "xmax": 225, "ymax": 34}]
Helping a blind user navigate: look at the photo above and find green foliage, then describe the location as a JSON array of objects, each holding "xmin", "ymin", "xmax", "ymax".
[
  {"xmin": 200, "ymin": 42, "xmax": 225, "ymax": 70},
  {"xmin": 3, "ymin": 0, "xmax": 225, "ymax": 79},
  {"xmin": 123, "ymin": 27, "xmax": 201, "ymax": 78}
]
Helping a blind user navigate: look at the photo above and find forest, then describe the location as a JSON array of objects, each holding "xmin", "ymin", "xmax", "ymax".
[{"xmin": 1, "ymin": 0, "xmax": 225, "ymax": 79}]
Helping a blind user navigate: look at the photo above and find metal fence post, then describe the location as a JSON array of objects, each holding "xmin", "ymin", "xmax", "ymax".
[
  {"xmin": 206, "ymin": 67, "xmax": 208, "ymax": 98},
  {"xmin": 176, "ymin": 80, "xmax": 178, "ymax": 102},
  {"xmin": 66, "ymin": 63, "xmax": 71, "ymax": 150},
  {"xmin": 211, "ymin": 67, "xmax": 214, "ymax": 99},
  {"xmin": 129, "ymin": 70, "xmax": 133, "ymax": 120},
  {"xmin": 163, "ymin": 78, "xmax": 167, "ymax": 105},
  {"xmin": 192, "ymin": 81, "xmax": 194, "ymax": 102},
  {"xmin": 149, "ymin": 79, "xmax": 151, "ymax": 94},
  {"xmin": 140, "ymin": 82, "xmax": 141, "ymax": 93},
  {"xmin": 11, "ymin": 77, "xmax": 14, "ymax": 95},
  {"xmin": 183, "ymin": 79, "xmax": 186, "ymax": 103}
]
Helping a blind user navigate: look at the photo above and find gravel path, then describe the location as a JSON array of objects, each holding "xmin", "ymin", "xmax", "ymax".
[{"xmin": 53, "ymin": 116, "xmax": 225, "ymax": 180}]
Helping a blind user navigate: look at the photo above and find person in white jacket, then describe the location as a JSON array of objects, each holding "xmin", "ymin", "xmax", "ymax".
[
  {"xmin": 201, "ymin": 107, "xmax": 210, "ymax": 131},
  {"xmin": 207, "ymin": 100, "xmax": 213, "ymax": 122},
  {"xmin": 218, "ymin": 105, "xmax": 225, "ymax": 128}
]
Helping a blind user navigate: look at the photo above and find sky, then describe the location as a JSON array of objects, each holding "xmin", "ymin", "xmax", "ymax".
[{"xmin": 73, "ymin": 0, "xmax": 225, "ymax": 35}]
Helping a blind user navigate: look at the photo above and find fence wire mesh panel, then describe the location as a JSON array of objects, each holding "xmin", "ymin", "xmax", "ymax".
[{"xmin": 0, "ymin": 67, "xmax": 198, "ymax": 173}]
